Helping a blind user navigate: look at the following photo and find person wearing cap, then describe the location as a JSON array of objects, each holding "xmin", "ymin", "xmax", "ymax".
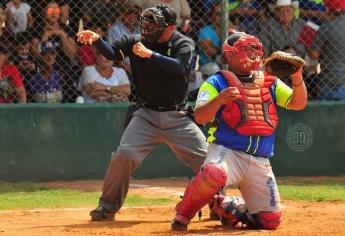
[
  {"xmin": 187, "ymin": 62, "xmax": 220, "ymax": 102},
  {"xmin": 308, "ymin": 0, "xmax": 345, "ymax": 100},
  {"xmin": 28, "ymin": 40, "xmax": 63, "ymax": 103},
  {"xmin": 76, "ymin": 5, "xmax": 208, "ymax": 221},
  {"xmin": 31, "ymin": 1, "xmax": 77, "ymax": 102},
  {"xmin": 259, "ymin": 0, "xmax": 306, "ymax": 58},
  {"xmin": 171, "ymin": 31, "xmax": 307, "ymax": 231}
]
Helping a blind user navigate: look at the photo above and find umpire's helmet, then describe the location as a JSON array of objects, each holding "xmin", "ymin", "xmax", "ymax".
[{"xmin": 139, "ymin": 5, "xmax": 177, "ymax": 43}]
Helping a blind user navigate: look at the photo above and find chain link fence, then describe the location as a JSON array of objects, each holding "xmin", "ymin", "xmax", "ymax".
[{"xmin": 0, "ymin": 0, "xmax": 344, "ymax": 104}]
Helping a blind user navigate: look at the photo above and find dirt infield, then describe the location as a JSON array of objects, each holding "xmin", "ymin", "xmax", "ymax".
[{"xmin": 0, "ymin": 178, "xmax": 344, "ymax": 236}]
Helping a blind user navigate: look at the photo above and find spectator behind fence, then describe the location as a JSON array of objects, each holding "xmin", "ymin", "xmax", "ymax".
[
  {"xmin": 28, "ymin": 0, "xmax": 68, "ymax": 26},
  {"xmin": 31, "ymin": 1, "xmax": 77, "ymax": 102},
  {"xmin": 0, "ymin": 4, "xmax": 15, "ymax": 57},
  {"xmin": 12, "ymin": 31, "xmax": 36, "ymax": 101},
  {"xmin": 0, "ymin": 45, "xmax": 27, "ymax": 103},
  {"xmin": 197, "ymin": 2, "xmax": 223, "ymax": 66},
  {"xmin": 79, "ymin": 20, "xmax": 108, "ymax": 68},
  {"xmin": 107, "ymin": 1, "xmax": 141, "ymax": 47},
  {"xmin": 259, "ymin": 0, "xmax": 306, "ymax": 57},
  {"xmin": 107, "ymin": 1, "xmax": 141, "ymax": 76},
  {"xmin": 187, "ymin": 62, "xmax": 220, "ymax": 102},
  {"xmin": 78, "ymin": 50, "xmax": 130, "ymax": 103},
  {"xmin": 228, "ymin": 0, "xmax": 261, "ymax": 36},
  {"xmin": 81, "ymin": 0, "xmax": 118, "ymax": 30},
  {"xmin": 5, "ymin": 0, "xmax": 33, "ymax": 34},
  {"xmin": 309, "ymin": 0, "xmax": 345, "ymax": 100},
  {"xmin": 298, "ymin": 0, "xmax": 330, "ymax": 25},
  {"xmin": 28, "ymin": 41, "xmax": 63, "ymax": 103}
]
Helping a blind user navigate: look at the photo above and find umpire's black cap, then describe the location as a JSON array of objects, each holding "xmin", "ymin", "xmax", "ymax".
[{"xmin": 157, "ymin": 5, "xmax": 177, "ymax": 25}]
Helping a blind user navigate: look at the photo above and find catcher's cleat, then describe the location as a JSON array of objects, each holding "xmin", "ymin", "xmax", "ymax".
[
  {"xmin": 209, "ymin": 208, "xmax": 221, "ymax": 220},
  {"xmin": 90, "ymin": 206, "xmax": 115, "ymax": 221},
  {"xmin": 171, "ymin": 214, "xmax": 189, "ymax": 231},
  {"xmin": 171, "ymin": 221, "xmax": 188, "ymax": 231}
]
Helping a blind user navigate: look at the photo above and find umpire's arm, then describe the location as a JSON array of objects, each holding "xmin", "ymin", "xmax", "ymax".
[
  {"xmin": 147, "ymin": 39, "xmax": 195, "ymax": 76},
  {"xmin": 76, "ymin": 30, "xmax": 124, "ymax": 61},
  {"xmin": 94, "ymin": 38, "xmax": 125, "ymax": 61}
]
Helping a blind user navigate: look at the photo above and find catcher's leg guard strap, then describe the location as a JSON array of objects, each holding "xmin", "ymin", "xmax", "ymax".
[
  {"xmin": 211, "ymin": 195, "xmax": 249, "ymax": 226},
  {"xmin": 250, "ymin": 211, "xmax": 282, "ymax": 230},
  {"xmin": 175, "ymin": 163, "xmax": 227, "ymax": 219}
]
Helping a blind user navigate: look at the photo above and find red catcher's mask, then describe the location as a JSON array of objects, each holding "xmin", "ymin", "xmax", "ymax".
[{"xmin": 223, "ymin": 33, "xmax": 263, "ymax": 73}]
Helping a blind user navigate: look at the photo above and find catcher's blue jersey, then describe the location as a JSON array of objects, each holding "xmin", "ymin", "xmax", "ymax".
[{"xmin": 196, "ymin": 73, "xmax": 293, "ymax": 158}]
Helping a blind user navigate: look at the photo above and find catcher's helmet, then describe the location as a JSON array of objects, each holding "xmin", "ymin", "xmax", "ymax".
[
  {"xmin": 139, "ymin": 5, "xmax": 177, "ymax": 43},
  {"xmin": 223, "ymin": 31, "xmax": 263, "ymax": 73}
]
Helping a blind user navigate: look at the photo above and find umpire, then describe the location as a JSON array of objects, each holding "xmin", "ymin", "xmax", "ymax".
[{"xmin": 77, "ymin": 5, "xmax": 208, "ymax": 221}]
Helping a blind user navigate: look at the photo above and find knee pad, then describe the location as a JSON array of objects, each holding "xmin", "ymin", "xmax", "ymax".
[
  {"xmin": 175, "ymin": 163, "xmax": 227, "ymax": 219},
  {"xmin": 251, "ymin": 211, "xmax": 282, "ymax": 230},
  {"xmin": 195, "ymin": 163, "xmax": 228, "ymax": 197}
]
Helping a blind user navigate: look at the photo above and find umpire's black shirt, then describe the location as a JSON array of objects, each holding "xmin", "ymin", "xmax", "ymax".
[{"xmin": 111, "ymin": 31, "xmax": 195, "ymax": 108}]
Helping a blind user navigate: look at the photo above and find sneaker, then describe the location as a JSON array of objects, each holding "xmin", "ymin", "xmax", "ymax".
[
  {"xmin": 90, "ymin": 206, "xmax": 115, "ymax": 221},
  {"xmin": 171, "ymin": 214, "xmax": 189, "ymax": 231}
]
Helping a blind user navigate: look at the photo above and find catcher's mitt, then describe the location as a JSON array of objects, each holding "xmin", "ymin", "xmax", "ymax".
[{"xmin": 264, "ymin": 51, "xmax": 306, "ymax": 77}]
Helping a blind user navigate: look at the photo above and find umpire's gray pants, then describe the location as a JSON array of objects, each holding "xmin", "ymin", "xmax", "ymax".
[{"xmin": 99, "ymin": 107, "xmax": 208, "ymax": 213}]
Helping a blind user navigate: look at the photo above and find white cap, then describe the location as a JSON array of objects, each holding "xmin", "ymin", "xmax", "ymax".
[
  {"xmin": 200, "ymin": 63, "xmax": 221, "ymax": 77},
  {"xmin": 275, "ymin": 0, "xmax": 299, "ymax": 8}
]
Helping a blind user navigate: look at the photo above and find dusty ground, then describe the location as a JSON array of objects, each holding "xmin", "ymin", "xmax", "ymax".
[{"xmin": 0, "ymin": 177, "xmax": 344, "ymax": 236}]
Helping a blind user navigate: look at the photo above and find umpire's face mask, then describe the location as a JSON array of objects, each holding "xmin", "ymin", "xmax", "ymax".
[{"xmin": 139, "ymin": 8, "xmax": 166, "ymax": 43}]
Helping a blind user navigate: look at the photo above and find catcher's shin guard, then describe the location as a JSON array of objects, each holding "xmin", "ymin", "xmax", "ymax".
[
  {"xmin": 173, "ymin": 163, "xmax": 227, "ymax": 226},
  {"xmin": 250, "ymin": 211, "xmax": 282, "ymax": 230}
]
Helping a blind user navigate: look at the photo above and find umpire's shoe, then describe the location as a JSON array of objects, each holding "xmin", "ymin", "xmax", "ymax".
[{"xmin": 90, "ymin": 206, "xmax": 115, "ymax": 221}]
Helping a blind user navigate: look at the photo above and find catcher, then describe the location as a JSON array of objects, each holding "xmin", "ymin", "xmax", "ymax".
[{"xmin": 171, "ymin": 31, "xmax": 308, "ymax": 231}]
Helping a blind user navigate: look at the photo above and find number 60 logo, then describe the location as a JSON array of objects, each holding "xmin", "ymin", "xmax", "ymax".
[{"xmin": 285, "ymin": 123, "xmax": 313, "ymax": 152}]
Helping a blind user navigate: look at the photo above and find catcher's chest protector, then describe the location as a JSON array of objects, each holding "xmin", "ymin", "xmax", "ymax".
[{"xmin": 220, "ymin": 70, "xmax": 279, "ymax": 136}]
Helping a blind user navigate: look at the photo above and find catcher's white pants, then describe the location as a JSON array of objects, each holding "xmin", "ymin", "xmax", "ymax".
[{"xmin": 204, "ymin": 143, "xmax": 281, "ymax": 214}]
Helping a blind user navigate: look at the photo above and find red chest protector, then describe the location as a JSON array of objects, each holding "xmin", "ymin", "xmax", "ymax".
[{"xmin": 220, "ymin": 70, "xmax": 279, "ymax": 136}]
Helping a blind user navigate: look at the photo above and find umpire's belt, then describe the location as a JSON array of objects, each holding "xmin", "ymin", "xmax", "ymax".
[{"xmin": 137, "ymin": 97, "xmax": 187, "ymax": 112}]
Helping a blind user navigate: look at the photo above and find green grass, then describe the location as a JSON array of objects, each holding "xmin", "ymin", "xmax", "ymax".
[
  {"xmin": 278, "ymin": 184, "xmax": 345, "ymax": 202},
  {"xmin": 0, "ymin": 182, "xmax": 175, "ymax": 210},
  {"xmin": 0, "ymin": 181, "xmax": 344, "ymax": 210}
]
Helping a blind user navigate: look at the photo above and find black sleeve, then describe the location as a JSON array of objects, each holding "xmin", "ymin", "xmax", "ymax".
[
  {"xmin": 148, "ymin": 34, "xmax": 195, "ymax": 76},
  {"xmin": 150, "ymin": 52, "xmax": 187, "ymax": 76},
  {"xmin": 94, "ymin": 38, "xmax": 125, "ymax": 61}
]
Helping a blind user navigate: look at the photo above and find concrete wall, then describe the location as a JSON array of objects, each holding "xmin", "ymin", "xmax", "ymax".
[{"xmin": 0, "ymin": 101, "xmax": 344, "ymax": 181}]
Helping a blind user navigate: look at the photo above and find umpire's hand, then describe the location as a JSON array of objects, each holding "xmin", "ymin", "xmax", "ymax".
[
  {"xmin": 76, "ymin": 30, "xmax": 100, "ymax": 45},
  {"xmin": 132, "ymin": 42, "xmax": 153, "ymax": 58}
]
